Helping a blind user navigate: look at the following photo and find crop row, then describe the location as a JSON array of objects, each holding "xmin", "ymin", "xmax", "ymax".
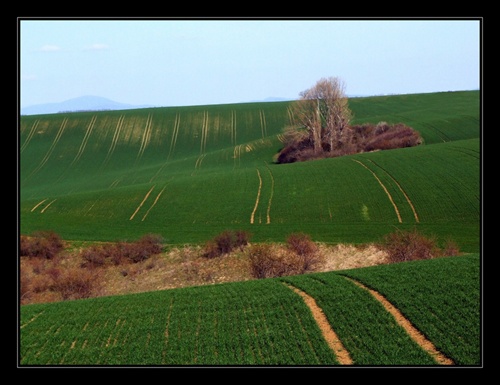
[{"xmin": 19, "ymin": 253, "xmax": 480, "ymax": 366}]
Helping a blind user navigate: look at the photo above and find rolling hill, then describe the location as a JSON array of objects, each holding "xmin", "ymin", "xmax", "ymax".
[
  {"xmin": 19, "ymin": 91, "xmax": 480, "ymax": 251},
  {"xmin": 18, "ymin": 90, "xmax": 482, "ymax": 367}
]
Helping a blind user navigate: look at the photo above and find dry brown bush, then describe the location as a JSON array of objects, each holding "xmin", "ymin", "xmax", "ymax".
[
  {"xmin": 202, "ymin": 230, "xmax": 251, "ymax": 258},
  {"xmin": 380, "ymin": 228, "xmax": 443, "ymax": 263},
  {"xmin": 248, "ymin": 241, "xmax": 324, "ymax": 279},
  {"xmin": 20, "ymin": 231, "xmax": 64, "ymax": 259}
]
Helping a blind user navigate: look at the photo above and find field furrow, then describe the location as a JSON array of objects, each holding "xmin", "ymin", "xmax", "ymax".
[
  {"xmin": 347, "ymin": 277, "xmax": 453, "ymax": 365},
  {"xmin": 265, "ymin": 166, "xmax": 275, "ymax": 224},
  {"xmin": 250, "ymin": 169, "xmax": 263, "ymax": 224},
  {"xmin": 20, "ymin": 119, "xmax": 39, "ymax": 152},
  {"xmin": 286, "ymin": 283, "xmax": 353, "ymax": 365},
  {"xmin": 365, "ymin": 159, "xmax": 420, "ymax": 223},
  {"xmin": 136, "ymin": 113, "xmax": 153, "ymax": 161},
  {"xmin": 352, "ymin": 159, "xmax": 402, "ymax": 223},
  {"xmin": 101, "ymin": 115, "xmax": 125, "ymax": 168},
  {"xmin": 129, "ymin": 185, "xmax": 155, "ymax": 220},
  {"xmin": 71, "ymin": 115, "xmax": 97, "ymax": 165},
  {"xmin": 27, "ymin": 117, "xmax": 68, "ymax": 179},
  {"xmin": 142, "ymin": 185, "xmax": 167, "ymax": 221}
]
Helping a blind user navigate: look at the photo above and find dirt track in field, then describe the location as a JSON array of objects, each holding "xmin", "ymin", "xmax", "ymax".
[
  {"xmin": 287, "ymin": 284, "xmax": 353, "ymax": 365},
  {"xmin": 287, "ymin": 275, "xmax": 454, "ymax": 365}
]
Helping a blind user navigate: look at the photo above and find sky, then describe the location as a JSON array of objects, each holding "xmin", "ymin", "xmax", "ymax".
[{"xmin": 19, "ymin": 17, "xmax": 481, "ymax": 109}]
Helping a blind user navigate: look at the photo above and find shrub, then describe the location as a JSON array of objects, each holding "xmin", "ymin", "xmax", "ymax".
[
  {"xmin": 380, "ymin": 228, "xmax": 441, "ymax": 263},
  {"xmin": 286, "ymin": 233, "xmax": 324, "ymax": 272},
  {"xmin": 286, "ymin": 233, "xmax": 317, "ymax": 256},
  {"xmin": 441, "ymin": 239, "xmax": 461, "ymax": 257},
  {"xmin": 20, "ymin": 230, "xmax": 64, "ymax": 259},
  {"xmin": 51, "ymin": 267, "xmax": 102, "ymax": 300},
  {"xmin": 248, "ymin": 242, "xmax": 322, "ymax": 279},
  {"xmin": 202, "ymin": 230, "xmax": 252, "ymax": 258},
  {"xmin": 80, "ymin": 234, "xmax": 164, "ymax": 267}
]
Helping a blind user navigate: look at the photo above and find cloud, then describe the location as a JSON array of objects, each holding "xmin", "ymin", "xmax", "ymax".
[
  {"xmin": 83, "ymin": 43, "xmax": 110, "ymax": 51},
  {"xmin": 38, "ymin": 45, "xmax": 61, "ymax": 52}
]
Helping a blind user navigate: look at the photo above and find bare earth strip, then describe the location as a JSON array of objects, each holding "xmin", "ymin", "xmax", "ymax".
[
  {"xmin": 260, "ymin": 110, "xmax": 267, "ymax": 138},
  {"xmin": 72, "ymin": 115, "xmax": 97, "ymax": 165},
  {"xmin": 21, "ymin": 119, "xmax": 39, "ymax": 152},
  {"xmin": 347, "ymin": 277, "xmax": 454, "ymax": 365},
  {"xmin": 366, "ymin": 159, "xmax": 420, "ymax": 223},
  {"xmin": 40, "ymin": 199, "xmax": 57, "ymax": 213},
  {"xmin": 250, "ymin": 169, "xmax": 263, "ymax": 224},
  {"xmin": 167, "ymin": 113, "xmax": 180, "ymax": 161},
  {"xmin": 231, "ymin": 110, "xmax": 237, "ymax": 146},
  {"xmin": 102, "ymin": 115, "xmax": 125, "ymax": 168},
  {"xmin": 287, "ymin": 106, "xmax": 295, "ymax": 126},
  {"xmin": 28, "ymin": 118, "xmax": 68, "ymax": 179},
  {"xmin": 129, "ymin": 185, "xmax": 155, "ymax": 220},
  {"xmin": 137, "ymin": 114, "xmax": 153, "ymax": 160},
  {"xmin": 31, "ymin": 199, "xmax": 48, "ymax": 212},
  {"xmin": 352, "ymin": 159, "xmax": 402, "ymax": 223},
  {"xmin": 151, "ymin": 115, "xmax": 180, "ymax": 183},
  {"xmin": 265, "ymin": 166, "xmax": 275, "ymax": 224},
  {"xmin": 141, "ymin": 186, "xmax": 167, "ymax": 221},
  {"xmin": 286, "ymin": 283, "xmax": 353, "ymax": 365}
]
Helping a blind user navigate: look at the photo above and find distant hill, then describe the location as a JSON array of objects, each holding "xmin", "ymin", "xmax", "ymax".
[{"xmin": 20, "ymin": 95, "xmax": 155, "ymax": 115}]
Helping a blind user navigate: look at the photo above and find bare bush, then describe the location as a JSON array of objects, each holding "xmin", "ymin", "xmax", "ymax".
[
  {"xmin": 80, "ymin": 234, "xmax": 164, "ymax": 267},
  {"xmin": 248, "ymin": 241, "xmax": 323, "ymax": 279},
  {"xmin": 20, "ymin": 230, "xmax": 64, "ymax": 259},
  {"xmin": 286, "ymin": 233, "xmax": 318, "ymax": 256},
  {"xmin": 51, "ymin": 267, "xmax": 102, "ymax": 300},
  {"xmin": 202, "ymin": 230, "xmax": 251, "ymax": 258},
  {"xmin": 380, "ymin": 228, "xmax": 442, "ymax": 263}
]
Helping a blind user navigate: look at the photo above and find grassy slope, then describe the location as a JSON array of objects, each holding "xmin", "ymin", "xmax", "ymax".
[
  {"xmin": 19, "ymin": 91, "xmax": 480, "ymax": 251},
  {"xmin": 20, "ymin": 253, "xmax": 480, "ymax": 365}
]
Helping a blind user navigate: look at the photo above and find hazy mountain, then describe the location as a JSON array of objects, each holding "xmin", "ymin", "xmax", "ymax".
[{"xmin": 20, "ymin": 96, "xmax": 155, "ymax": 115}]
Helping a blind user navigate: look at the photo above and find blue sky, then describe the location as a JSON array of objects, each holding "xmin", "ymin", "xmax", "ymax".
[{"xmin": 19, "ymin": 18, "xmax": 481, "ymax": 109}]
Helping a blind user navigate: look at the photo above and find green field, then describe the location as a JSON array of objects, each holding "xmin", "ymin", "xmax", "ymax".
[
  {"xmin": 19, "ymin": 91, "xmax": 480, "ymax": 251},
  {"xmin": 19, "ymin": 90, "xmax": 482, "ymax": 366},
  {"xmin": 20, "ymin": 253, "xmax": 480, "ymax": 366}
]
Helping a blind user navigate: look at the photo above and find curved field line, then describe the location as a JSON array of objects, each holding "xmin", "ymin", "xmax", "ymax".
[
  {"xmin": 151, "ymin": 114, "xmax": 180, "ymax": 182},
  {"xmin": 101, "ymin": 115, "xmax": 125, "ymax": 168},
  {"xmin": 231, "ymin": 110, "xmax": 237, "ymax": 146},
  {"xmin": 265, "ymin": 166, "xmax": 275, "ymax": 224},
  {"xmin": 194, "ymin": 153, "xmax": 207, "ymax": 169},
  {"xmin": 40, "ymin": 199, "xmax": 57, "ymax": 213},
  {"xmin": 199, "ymin": 110, "xmax": 209, "ymax": 154},
  {"xmin": 137, "ymin": 113, "xmax": 153, "ymax": 160},
  {"xmin": 21, "ymin": 119, "xmax": 39, "ymax": 152},
  {"xmin": 250, "ymin": 169, "xmax": 263, "ymax": 224},
  {"xmin": 233, "ymin": 144, "xmax": 242, "ymax": 168},
  {"xmin": 259, "ymin": 110, "xmax": 267, "ymax": 138},
  {"xmin": 167, "ymin": 113, "xmax": 180, "ymax": 160},
  {"xmin": 71, "ymin": 115, "xmax": 97, "ymax": 165},
  {"xmin": 352, "ymin": 159, "xmax": 402, "ymax": 223},
  {"xmin": 346, "ymin": 277, "xmax": 454, "ymax": 365},
  {"xmin": 204, "ymin": 111, "xmax": 209, "ymax": 152},
  {"xmin": 286, "ymin": 283, "xmax": 353, "ymax": 365},
  {"xmin": 287, "ymin": 106, "xmax": 295, "ymax": 126},
  {"xmin": 109, "ymin": 179, "xmax": 121, "ymax": 189},
  {"xmin": 129, "ymin": 185, "xmax": 155, "ymax": 220},
  {"xmin": 31, "ymin": 199, "xmax": 48, "ymax": 212},
  {"xmin": 27, "ymin": 118, "xmax": 68, "ymax": 179},
  {"xmin": 142, "ymin": 185, "xmax": 167, "ymax": 221},
  {"xmin": 366, "ymin": 159, "xmax": 419, "ymax": 223}
]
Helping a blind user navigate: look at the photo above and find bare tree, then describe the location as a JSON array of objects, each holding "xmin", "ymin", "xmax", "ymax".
[{"xmin": 293, "ymin": 77, "xmax": 353, "ymax": 153}]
